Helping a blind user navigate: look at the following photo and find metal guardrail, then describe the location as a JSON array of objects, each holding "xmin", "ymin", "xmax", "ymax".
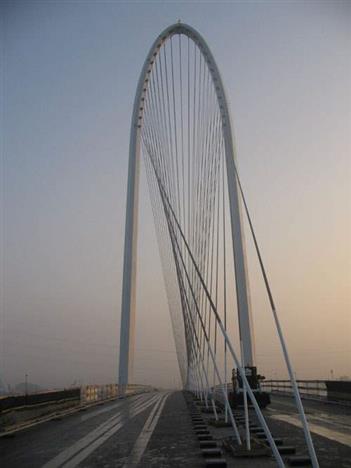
[
  {"xmin": 0, "ymin": 384, "xmax": 153, "ymax": 412},
  {"xmin": 262, "ymin": 380, "xmax": 327, "ymax": 399},
  {"xmin": 262, "ymin": 379, "xmax": 351, "ymax": 404},
  {"xmin": 0, "ymin": 388, "xmax": 81, "ymax": 412},
  {"xmin": 81, "ymin": 384, "xmax": 151, "ymax": 403},
  {"xmin": 209, "ymin": 379, "xmax": 351, "ymax": 406}
]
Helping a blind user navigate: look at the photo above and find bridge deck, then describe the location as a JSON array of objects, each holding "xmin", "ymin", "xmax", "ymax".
[
  {"xmin": 266, "ymin": 394, "xmax": 351, "ymax": 466},
  {"xmin": 0, "ymin": 391, "xmax": 350, "ymax": 467}
]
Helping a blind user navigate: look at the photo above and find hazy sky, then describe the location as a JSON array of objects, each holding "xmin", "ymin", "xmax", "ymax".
[{"xmin": 1, "ymin": 1, "xmax": 350, "ymax": 390}]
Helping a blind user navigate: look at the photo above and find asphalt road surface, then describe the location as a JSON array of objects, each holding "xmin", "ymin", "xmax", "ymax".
[
  {"xmin": 264, "ymin": 394, "xmax": 351, "ymax": 467},
  {"xmin": 1, "ymin": 391, "xmax": 350, "ymax": 467},
  {"xmin": 0, "ymin": 391, "xmax": 203, "ymax": 468}
]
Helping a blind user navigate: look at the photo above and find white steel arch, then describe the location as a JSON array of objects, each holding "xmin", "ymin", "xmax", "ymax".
[
  {"xmin": 118, "ymin": 21, "xmax": 255, "ymax": 389},
  {"xmin": 118, "ymin": 22, "xmax": 319, "ymax": 467}
]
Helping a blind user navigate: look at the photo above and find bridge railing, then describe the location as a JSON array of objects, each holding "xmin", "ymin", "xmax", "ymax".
[
  {"xmin": 0, "ymin": 384, "xmax": 153, "ymax": 411},
  {"xmin": 262, "ymin": 379, "xmax": 351, "ymax": 404},
  {"xmin": 0, "ymin": 388, "xmax": 81, "ymax": 412},
  {"xmin": 81, "ymin": 384, "xmax": 152, "ymax": 403},
  {"xmin": 207, "ymin": 379, "xmax": 351, "ymax": 406},
  {"xmin": 262, "ymin": 379, "xmax": 326, "ymax": 399},
  {"xmin": 0, "ymin": 384, "xmax": 153, "ymax": 433}
]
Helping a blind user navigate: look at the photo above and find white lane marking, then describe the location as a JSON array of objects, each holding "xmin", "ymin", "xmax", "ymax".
[
  {"xmin": 123, "ymin": 392, "xmax": 170, "ymax": 468},
  {"xmin": 43, "ymin": 394, "xmax": 160, "ymax": 468},
  {"xmin": 62, "ymin": 393, "xmax": 164, "ymax": 468},
  {"xmin": 271, "ymin": 414, "xmax": 351, "ymax": 447},
  {"xmin": 42, "ymin": 393, "xmax": 160, "ymax": 468},
  {"xmin": 308, "ymin": 413, "xmax": 351, "ymax": 432},
  {"xmin": 269, "ymin": 404, "xmax": 351, "ymax": 431},
  {"xmin": 80, "ymin": 393, "xmax": 146, "ymax": 422}
]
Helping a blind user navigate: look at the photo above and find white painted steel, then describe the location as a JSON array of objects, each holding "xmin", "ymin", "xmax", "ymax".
[
  {"xmin": 120, "ymin": 22, "xmax": 319, "ymax": 468},
  {"xmin": 233, "ymin": 166, "xmax": 320, "ymax": 467},
  {"xmin": 118, "ymin": 20, "xmax": 255, "ymax": 391},
  {"xmin": 156, "ymin": 176, "xmax": 284, "ymax": 465},
  {"xmin": 118, "ymin": 93, "xmax": 141, "ymax": 389},
  {"xmin": 240, "ymin": 340, "xmax": 251, "ymax": 451}
]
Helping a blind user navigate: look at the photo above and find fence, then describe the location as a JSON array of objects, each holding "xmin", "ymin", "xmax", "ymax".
[
  {"xmin": 0, "ymin": 384, "xmax": 152, "ymax": 412},
  {"xmin": 81, "ymin": 384, "xmax": 151, "ymax": 403},
  {"xmin": 0, "ymin": 388, "xmax": 80, "ymax": 412},
  {"xmin": 262, "ymin": 379, "xmax": 351, "ymax": 404}
]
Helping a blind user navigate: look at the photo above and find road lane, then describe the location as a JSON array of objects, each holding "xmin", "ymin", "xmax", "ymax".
[
  {"xmin": 0, "ymin": 391, "xmax": 164, "ymax": 468},
  {"xmin": 265, "ymin": 394, "xmax": 351, "ymax": 467},
  {"xmin": 43, "ymin": 392, "xmax": 163, "ymax": 468},
  {"xmin": 3, "ymin": 391, "xmax": 350, "ymax": 468},
  {"xmin": 269, "ymin": 411, "xmax": 351, "ymax": 447},
  {"xmin": 134, "ymin": 391, "xmax": 204, "ymax": 468},
  {"xmin": 268, "ymin": 394, "xmax": 351, "ymax": 446},
  {"xmin": 79, "ymin": 393, "xmax": 146, "ymax": 423},
  {"xmin": 123, "ymin": 392, "xmax": 170, "ymax": 467}
]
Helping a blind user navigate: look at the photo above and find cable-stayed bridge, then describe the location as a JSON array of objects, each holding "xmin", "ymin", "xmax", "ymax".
[{"xmin": 1, "ymin": 23, "xmax": 350, "ymax": 468}]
